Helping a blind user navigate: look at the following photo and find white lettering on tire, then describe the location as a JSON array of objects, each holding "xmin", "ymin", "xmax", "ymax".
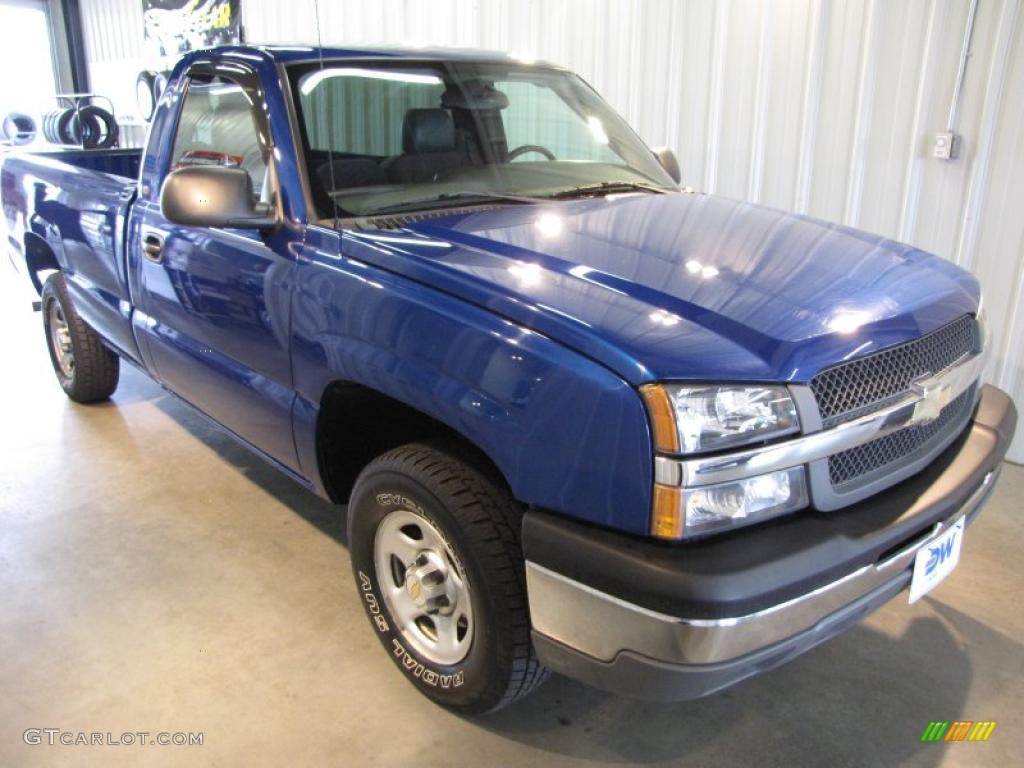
[
  {"xmin": 391, "ymin": 638, "xmax": 464, "ymax": 689},
  {"xmin": 361, "ymin": 570, "xmax": 464, "ymax": 688},
  {"xmin": 357, "ymin": 570, "xmax": 390, "ymax": 633},
  {"xmin": 375, "ymin": 494, "xmax": 426, "ymax": 516}
]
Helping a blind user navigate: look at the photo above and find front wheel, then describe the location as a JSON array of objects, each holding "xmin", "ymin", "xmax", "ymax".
[
  {"xmin": 41, "ymin": 273, "xmax": 119, "ymax": 403},
  {"xmin": 347, "ymin": 442, "xmax": 548, "ymax": 713}
]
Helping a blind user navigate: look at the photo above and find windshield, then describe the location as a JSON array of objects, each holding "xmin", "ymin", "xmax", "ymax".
[{"xmin": 288, "ymin": 60, "xmax": 676, "ymax": 219}]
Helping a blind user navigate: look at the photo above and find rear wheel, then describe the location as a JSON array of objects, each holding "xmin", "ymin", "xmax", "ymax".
[
  {"xmin": 348, "ymin": 442, "xmax": 548, "ymax": 713},
  {"xmin": 41, "ymin": 273, "xmax": 119, "ymax": 403}
]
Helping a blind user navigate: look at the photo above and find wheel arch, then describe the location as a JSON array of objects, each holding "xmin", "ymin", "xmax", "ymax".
[
  {"xmin": 23, "ymin": 231, "xmax": 61, "ymax": 295},
  {"xmin": 314, "ymin": 380, "xmax": 512, "ymax": 505}
]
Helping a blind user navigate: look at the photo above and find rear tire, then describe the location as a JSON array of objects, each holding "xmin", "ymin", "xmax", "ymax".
[
  {"xmin": 348, "ymin": 442, "xmax": 548, "ymax": 713},
  {"xmin": 41, "ymin": 273, "xmax": 119, "ymax": 403}
]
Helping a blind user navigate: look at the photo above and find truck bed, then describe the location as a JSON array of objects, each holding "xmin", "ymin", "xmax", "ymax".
[
  {"xmin": 12, "ymin": 147, "xmax": 143, "ymax": 180},
  {"xmin": 1, "ymin": 147, "xmax": 141, "ymax": 362}
]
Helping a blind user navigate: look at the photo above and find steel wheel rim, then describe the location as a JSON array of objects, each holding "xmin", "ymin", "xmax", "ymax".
[
  {"xmin": 373, "ymin": 508, "xmax": 473, "ymax": 666},
  {"xmin": 48, "ymin": 300, "xmax": 74, "ymax": 378}
]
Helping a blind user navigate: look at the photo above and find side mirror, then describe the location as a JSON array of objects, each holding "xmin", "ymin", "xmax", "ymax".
[
  {"xmin": 160, "ymin": 165, "xmax": 277, "ymax": 230},
  {"xmin": 652, "ymin": 146, "xmax": 681, "ymax": 184}
]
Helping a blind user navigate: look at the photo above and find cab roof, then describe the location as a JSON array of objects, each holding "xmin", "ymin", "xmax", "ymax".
[{"xmin": 187, "ymin": 43, "xmax": 561, "ymax": 68}]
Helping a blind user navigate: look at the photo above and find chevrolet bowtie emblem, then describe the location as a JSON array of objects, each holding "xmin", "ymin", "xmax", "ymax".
[{"xmin": 912, "ymin": 373, "xmax": 953, "ymax": 425}]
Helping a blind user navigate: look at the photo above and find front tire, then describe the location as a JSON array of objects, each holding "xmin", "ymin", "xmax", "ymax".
[
  {"xmin": 348, "ymin": 442, "xmax": 548, "ymax": 713},
  {"xmin": 41, "ymin": 273, "xmax": 119, "ymax": 403}
]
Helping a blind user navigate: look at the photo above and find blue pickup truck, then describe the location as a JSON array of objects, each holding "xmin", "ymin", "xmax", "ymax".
[{"xmin": 2, "ymin": 45, "xmax": 1016, "ymax": 712}]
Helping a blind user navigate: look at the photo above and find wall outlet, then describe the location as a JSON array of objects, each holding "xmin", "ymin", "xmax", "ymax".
[{"xmin": 933, "ymin": 132, "xmax": 958, "ymax": 160}]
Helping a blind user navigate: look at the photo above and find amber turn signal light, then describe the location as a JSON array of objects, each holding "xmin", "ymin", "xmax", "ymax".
[
  {"xmin": 639, "ymin": 383, "xmax": 680, "ymax": 453},
  {"xmin": 651, "ymin": 483, "xmax": 684, "ymax": 539}
]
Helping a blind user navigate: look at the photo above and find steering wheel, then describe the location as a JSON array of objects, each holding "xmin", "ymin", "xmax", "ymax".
[{"xmin": 507, "ymin": 144, "xmax": 557, "ymax": 162}]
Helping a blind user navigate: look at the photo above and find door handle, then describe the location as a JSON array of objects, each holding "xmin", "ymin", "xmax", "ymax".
[{"xmin": 142, "ymin": 233, "xmax": 164, "ymax": 263}]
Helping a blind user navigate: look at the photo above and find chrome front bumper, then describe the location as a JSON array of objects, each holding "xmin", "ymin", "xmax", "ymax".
[
  {"xmin": 528, "ymin": 468, "xmax": 997, "ymax": 668},
  {"xmin": 524, "ymin": 384, "xmax": 1016, "ymax": 700}
]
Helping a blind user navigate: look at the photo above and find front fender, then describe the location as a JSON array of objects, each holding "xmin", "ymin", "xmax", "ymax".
[{"xmin": 290, "ymin": 230, "xmax": 654, "ymax": 535}]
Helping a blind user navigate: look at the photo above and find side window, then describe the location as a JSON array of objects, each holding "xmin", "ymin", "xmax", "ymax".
[
  {"xmin": 169, "ymin": 75, "xmax": 269, "ymax": 200},
  {"xmin": 497, "ymin": 80, "xmax": 619, "ymax": 164}
]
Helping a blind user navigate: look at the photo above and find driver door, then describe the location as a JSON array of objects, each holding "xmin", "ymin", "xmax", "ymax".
[{"xmin": 129, "ymin": 63, "xmax": 301, "ymax": 470}]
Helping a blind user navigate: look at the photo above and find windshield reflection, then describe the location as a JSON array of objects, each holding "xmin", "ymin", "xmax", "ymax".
[{"xmin": 289, "ymin": 60, "xmax": 676, "ymax": 219}]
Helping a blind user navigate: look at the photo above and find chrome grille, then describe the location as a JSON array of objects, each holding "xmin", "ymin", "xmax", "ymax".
[
  {"xmin": 828, "ymin": 385, "xmax": 975, "ymax": 489},
  {"xmin": 811, "ymin": 315, "xmax": 979, "ymax": 426}
]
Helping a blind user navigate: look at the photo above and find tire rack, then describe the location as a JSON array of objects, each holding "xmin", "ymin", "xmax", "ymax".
[{"xmin": 50, "ymin": 93, "xmax": 119, "ymax": 149}]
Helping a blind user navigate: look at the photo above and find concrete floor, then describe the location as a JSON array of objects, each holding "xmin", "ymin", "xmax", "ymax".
[{"xmin": 1, "ymin": 268, "xmax": 1022, "ymax": 768}]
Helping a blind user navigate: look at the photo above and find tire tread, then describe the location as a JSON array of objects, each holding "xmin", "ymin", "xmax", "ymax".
[
  {"xmin": 42, "ymin": 273, "xmax": 119, "ymax": 403},
  {"xmin": 357, "ymin": 441, "xmax": 549, "ymax": 711}
]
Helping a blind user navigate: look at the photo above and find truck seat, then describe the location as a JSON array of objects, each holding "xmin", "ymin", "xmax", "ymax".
[
  {"xmin": 317, "ymin": 157, "xmax": 388, "ymax": 195},
  {"xmin": 383, "ymin": 109, "xmax": 466, "ymax": 184}
]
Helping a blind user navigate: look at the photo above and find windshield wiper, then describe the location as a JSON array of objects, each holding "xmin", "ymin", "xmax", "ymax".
[
  {"xmin": 367, "ymin": 191, "xmax": 543, "ymax": 216},
  {"xmin": 546, "ymin": 181, "xmax": 669, "ymax": 199}
]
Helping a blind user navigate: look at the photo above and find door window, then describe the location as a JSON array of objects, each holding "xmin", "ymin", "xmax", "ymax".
[{"xmin": 169, "ymin": 75, "xmax": 269, "ymax": 201}]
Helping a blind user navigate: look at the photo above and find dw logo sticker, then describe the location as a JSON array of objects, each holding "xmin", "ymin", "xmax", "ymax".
[{"xmin": 925, "ymin": 533, "xmax": 958, "ymax": 576}]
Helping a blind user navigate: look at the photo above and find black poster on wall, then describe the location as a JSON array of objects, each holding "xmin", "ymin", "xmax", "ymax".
[{"xmin": 142, "ymin": 0, "xmax": 241, "ymax": 60}]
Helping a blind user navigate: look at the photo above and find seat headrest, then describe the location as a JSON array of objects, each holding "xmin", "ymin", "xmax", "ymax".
[{"xmin": 402, "ymin": 109, "xmax": 456, "ymax": 154}]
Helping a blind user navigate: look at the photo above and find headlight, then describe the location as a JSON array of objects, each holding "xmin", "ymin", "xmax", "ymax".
[
  {"xmin": 684, "ymin": 468, "xmax": 808, "ymax": 536},
  {"xmin": 642, "ymin": 384, "xmax": 799, "ymax": 454},
  {"xmin": 651, "ymin": 467, "xmax": 808, "ymax": 539},
  {"xmin": 641, "ymin": 383, "xmax": 806, "ymax": 539}
]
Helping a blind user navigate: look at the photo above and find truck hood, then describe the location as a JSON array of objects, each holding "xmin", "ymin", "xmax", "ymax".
[{"xmin": 345, "ymin": 192, "xmax": 979, "ymax": 385}]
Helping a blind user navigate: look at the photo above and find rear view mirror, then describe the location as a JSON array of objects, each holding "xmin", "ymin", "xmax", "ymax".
[
  {"xmin": 160, "ymin": 166, "xmax": 277, "ymax": 230},
  {"xmin": 652, "ymin": 146, "xmax": 681, "ymax": 184}
]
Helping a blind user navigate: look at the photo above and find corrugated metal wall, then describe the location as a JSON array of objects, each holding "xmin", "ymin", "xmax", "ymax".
[
  {"xmin": 79, "ymin": 0, "xmax": 1024, "ymax": 461},
  {"xmin": 79, "ymin": 0, "xmax": 143, "ymax": 115}
]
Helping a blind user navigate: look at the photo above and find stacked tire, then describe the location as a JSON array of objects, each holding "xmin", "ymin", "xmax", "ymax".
[
  {"xmin": 42, "ymin": 109, "xmax": 76, "ymax": 144},
  {"xmin": 41, "ymin": 106, "xmax": 118, "ymax": 149},
  {"xmin": 153, "ymin": 73, "xmax": 169, "ymax": 106},
  {"xmin": 136, "ymin": 72, "xmax": 156, "ymax": 121},
  {"xmin": 1, "ymin": 112, "xmax": 37, "ymax": 145},
  {"xmin": 71, "ymin": 106, "xmax": 118, "ymax": 149},
  {"xmin": 137, "ymin": 70, "xmax": 170, "ymax": 122}
]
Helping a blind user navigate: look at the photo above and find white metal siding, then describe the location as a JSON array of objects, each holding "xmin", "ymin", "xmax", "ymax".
[
  {"xmin": 79, "ymin": 0, "xmax": 1024, "ymax": 460},
  {"xmin": 78, "ymin": 0, "xmax": 142, "ymax": 119}
]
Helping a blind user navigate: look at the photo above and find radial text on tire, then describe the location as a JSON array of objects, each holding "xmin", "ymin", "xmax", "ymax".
[{"xmin": 347, "ymin": 442, "xmax": 548, "ymax": 713}]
